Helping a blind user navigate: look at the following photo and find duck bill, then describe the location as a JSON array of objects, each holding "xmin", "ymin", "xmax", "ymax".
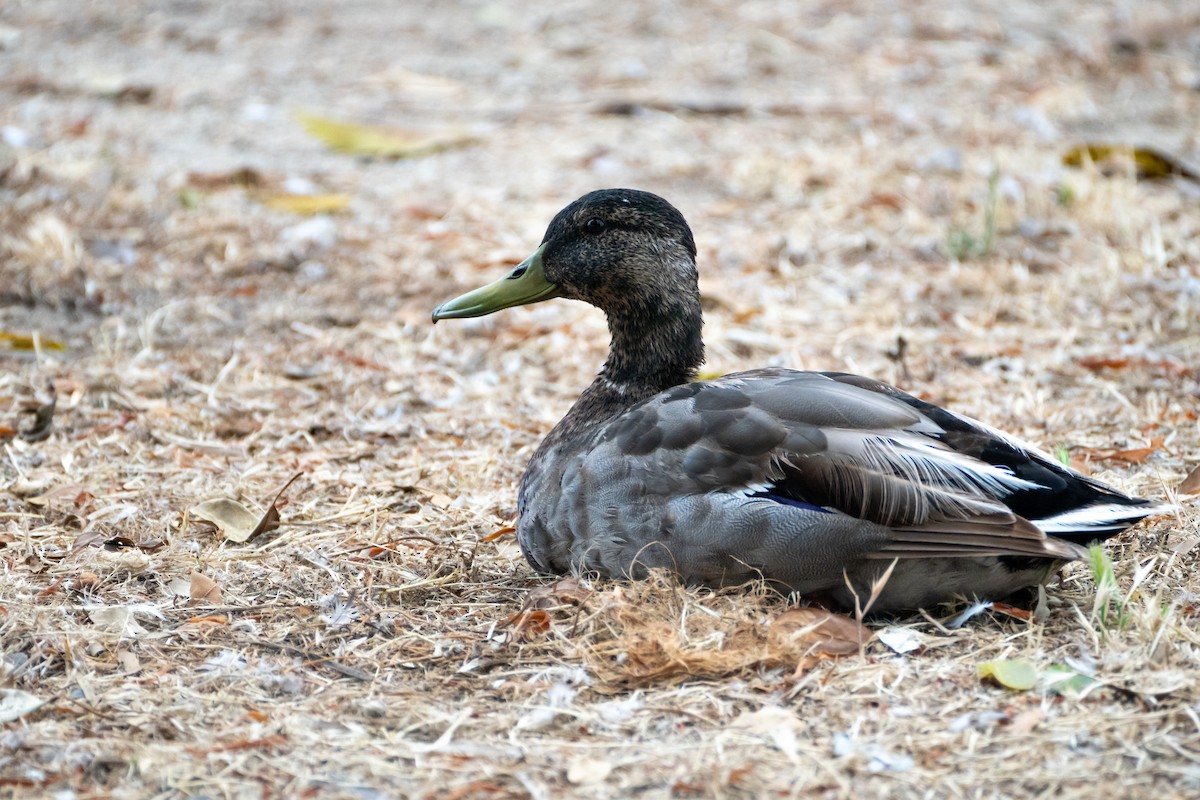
[{"xmin": 431, "ymin": 245, "xmax": 560, "ymax": 321}]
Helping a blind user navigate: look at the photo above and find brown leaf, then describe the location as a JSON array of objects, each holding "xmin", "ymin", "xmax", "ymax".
[
  {"xmin": 1078, "ymin": 355, "xmax": 1131, "ymax": 371},
  {"xmin": 503, "ymin": 608, "xmax": 552, "ymax": 635},
  {"xmin": 990, "ymin": 602, "xmax": 1034, "ymax": 622},
  {"xmin": 246, "ymin": 472, "xmax": 303, "ymax": 541},
  {"xmin": 102, "ymin": 536, "xmax": 165, "ymax": 553},
  {"xmin": 189, "ymin": 571, "xmax": 223, "ymax": 605},
  {"xmin": 72, "ymin": 530, "xmax": 110, "ymax": 550},
  {"xmin": 26, "ymin": 483, "xmax": 89, "ymax": 508},
  {"xmin": 503, "ymin": 579, "xmax": 593, "ymax": 638},
  {"xmin": 1179, "ymin": 464, "xmax": 1200, "ymax": 495},
  {"xmin": 191, "ymin": 472, "xmax": 303, "ymax": 543},
  {"xmin": 20, "ymin": 393, "xmax": 56, "ymax": 442},
  {"xmin": 481, "ymin": 525, "xmax": 515, "ymax": 542},
  {"xmin": 769, "ymin": 608, "xmax": 871, "ymax": 658},
  {"xmin": 186, "ymin": 167, "xmax": 264, "ymax": 190},
  {"xmin": 1087, "ymin": 436, "xmax": 1165, "ymax": 464},
  {"xmin": 1006, "ymin": 708, "xmax": 1044, "ymax": 735},
  {"xmin": 36, "ymin": 577, "xmax": 64, "ymax": 598},
  {"xmin": 527, "ymin": 577, "xmax": 592, "ymax": 609}
]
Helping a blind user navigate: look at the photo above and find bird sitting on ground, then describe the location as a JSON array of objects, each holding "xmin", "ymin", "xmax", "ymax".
[{"xmin": 432, "ymin": 188, "xmax": 1170, "ymax": 612}]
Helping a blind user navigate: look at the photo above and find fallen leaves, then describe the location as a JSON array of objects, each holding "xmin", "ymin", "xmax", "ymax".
[
  {"xmin": 1063, "ymin": 144, "xmax": 1199, "ymax": 181},
  {"xmin": 504, "ymin": 577, "xmax": 592, "ymax": 639},
  {"xmin": 1179, "ymin": 465, "xmax": 1200, "ymax": 495},
  {"xmin": 190, "ymin": 498, "xmax": 260, "ymax": 542},
  {"xmin": 566, "ymin": 757, "xmax": 614, "ymax": 785},
  {"xmin": 261, "ymin": 193, "xmax": 351, "ymax": 215},
  {"xmin": 296, "ymin": 111, "xmax": 477, "ymax": 159},
  {"xmin": 18, "ymin": 391, "xmax": 56, "ymax": 442},
  {"xmin": 0, "ymin": 331, "xmax": 66, "ymax": 352},
  {"xmin": 1078, "ymin": 354, "xmax": 1192, "ymax": 378},
  {"xmin": 1079, "ymin": 436, "xmax": 1165, "ymax": 465},
  {"xmin": 978, "ymin": 659, "xmax": 1038, "ymax": 691},
  {"xmin": 588, "ymin": 588, "xmax": 871, "ymax": 686},
  {"xmin": 190, "ymin": 571, "xmax": 223, "ymax": 605},
  {"xmin": 191, "ymin": 473, "xmax": 303, "ymax": 543},
  {"xmin": 768, "ymin": 607, "xmax": 871, "ymax": 672},
  {"xmin": 0, "ymin": 689, "xmax": 46, "ymax": 723}
]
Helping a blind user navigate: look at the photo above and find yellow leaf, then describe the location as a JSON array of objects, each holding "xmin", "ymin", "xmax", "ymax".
[
  {"xmin": 261, "ymin": 193, "xmax": 351, "ymax": 215},
  {"xmin": 0, "ymin": 331, "xmax": 66, "ymax": 352},
  {"xmin": 978, "ymin": 659, "xmax": 1038, "ymax": 691},
  {"xmin": 296, "ymin": 110, "xmax": 476, "ymax": 158},
  {"xmin": 1063, "ymin": 144, "xmax": 1198, "ymax": 181}
]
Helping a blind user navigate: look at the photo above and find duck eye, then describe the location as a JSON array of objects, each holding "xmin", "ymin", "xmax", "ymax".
[{"xmin": 585, "ymin": 217, "xmax": 606, "ymax": 235}]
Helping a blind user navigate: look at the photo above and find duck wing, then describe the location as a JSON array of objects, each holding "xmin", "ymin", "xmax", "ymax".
[{"xmin": 592, "ymin": 369, "xmax": 1160, "ymax": 564}]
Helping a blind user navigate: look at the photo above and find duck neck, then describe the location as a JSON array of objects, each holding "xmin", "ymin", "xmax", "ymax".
[
  {"xmin": 595, "ymin": 296, "xmax": 704, "ymax": 404},
  {"xmin": 529, "ymin": 293, "xmax": 704, "ymax": 460}
]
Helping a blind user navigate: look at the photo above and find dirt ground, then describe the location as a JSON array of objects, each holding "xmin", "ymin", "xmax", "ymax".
[{"xmin": 2, "ymin": 1, "xmax": 1199, "ymax": 798}]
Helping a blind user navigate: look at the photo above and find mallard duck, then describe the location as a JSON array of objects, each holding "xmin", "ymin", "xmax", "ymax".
[{"xmin": 432, "ymin": 189, "xmax": 1169, "ymax": 612}]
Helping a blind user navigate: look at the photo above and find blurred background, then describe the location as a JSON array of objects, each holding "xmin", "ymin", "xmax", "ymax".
[{"xmin": 1, "ymin": 2, "xmax": 1198, "ymax": 796}]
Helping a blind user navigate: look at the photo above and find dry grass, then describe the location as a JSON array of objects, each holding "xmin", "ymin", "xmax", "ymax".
[{"xmin": 2, "ymin": 1, "xmax": 1199, "ymax": 797}]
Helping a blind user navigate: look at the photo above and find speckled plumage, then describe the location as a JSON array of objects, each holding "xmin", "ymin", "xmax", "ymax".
[{"xmin": 435, "ymin": 189, "xmax": 1169, "ymax": 612}]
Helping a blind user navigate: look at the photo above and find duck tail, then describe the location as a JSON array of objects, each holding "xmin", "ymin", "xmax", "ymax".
[{"xmin": 1033, "ymin": 499, "xmax": 1176, "ymax": 544}]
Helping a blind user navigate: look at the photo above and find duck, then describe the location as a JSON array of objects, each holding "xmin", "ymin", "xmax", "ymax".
[{"xmin": 432, "ymin": 188, "xmax": 1170, "ymax": 612}]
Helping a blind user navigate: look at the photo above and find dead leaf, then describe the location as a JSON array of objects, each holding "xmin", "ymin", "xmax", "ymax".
[
  {"xmin": 27, "ymin": 482, "xmax": 90, "ymax": 509},
  {"xmin": 1077, "ymin": 355, "xmax": 1192, "ymax": 378},
  {"xmin": 502, "ymin": 579, "xmax": 592, "ymax": 638},
  {"xmin": 117, "ymin": 649, "xmax": 141, "ymax": 674},
  {"xmin": 1063, "ymin": 144, "xmax": 1199, "ymax": 181},
  {"xmin": 190, "ymin": 571, "xmax": 223, "ymax": 605},
  {"xmin": 191, "ymin": 472, "xmax": 303, "ymax": 543},
  {"xmin": 36, "ymin": 577, "xmax": 64, "ymax": 598},
  {"xmin": 88, "ymin": 606, "xmax": 148, "ymax": 638},
  {"xmin": 566, "ymin": 757, "xmax": 613, "ymax": 785},
  {"xmin": 1179, "ymin": 464, "xmax": 1200, "ymax": 495},
  {"xmin": 0, "ymin": 689, "xmax": 46, "ymax": 722},
  {"xmin": 191, "ymin": 498, "xmax": 260, "ymax": 542},
  {"xmin": 1084, "ymin": 436, "xmax": 1165, "ymax": 464},
  {"xmin": 1006, "ymin": 708, "xmax": 1044, "ymax": 735},
  {"xmin": 0, "ymin": 331, "xmax": 66, "ymax": 352},
  {"xmin": 731, "ymin": 706, "xmax": 802, "ymax": 764},
  {"xmin": 1078, "ymin": 355, "xmax": 1132, "ymax": 370},
  {"xmin": 261, "ymin": 193, "xmax": 351, "ymax": 215},
  {"xmin": 248, "ymin": 472, "xmax": 303, "ymax": 539},
  {"xmin": 295, "ymin": 110, "xmax": 476, "ymax": 159},
  {"xmin": 186, "ymin": 167, "xmax": 263, "ymax": 190},
  {"xmin": 0, "ymin": 425, "xmax": 16, "ymax": 441},
  {"xmin": 978, "ymin": 659, "xmax": 1038, "ymax": 691},
  {"xmin": 769, "ymin": 607, "xmax": 871, "ymax": 658},
  {"xmin": 20, "ymin": 392, "xmax": 56, "ymax": 442},
  {"xmin": 482, "ymin": 525, "xmax": 516, "ymax": 542},
  {"xmin": 503, "ymin": 608, "xmax": 552, "ymax": 636},
  {"xmin": 527, "ymin": 577, "xmax": 592, "ymax": 609},
  {"xmin": 990, "ymin": 602, "xmax": 1034, "ymax": 622},
  {"xmin": 102, "ymin": 536, "xmax": 165, "ymax": 553},
  {"xmin": 72, "ymin": 572, "xmax": 100, "ymax": 592}
]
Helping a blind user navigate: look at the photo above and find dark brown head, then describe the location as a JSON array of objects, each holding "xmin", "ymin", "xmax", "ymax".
[
  {"xmin": 536, "ymin": 189, "xmax": 698, "ymax": 313},
  {"xmin": 433, "ymin": 188, "xmax": 705, "ymax": 390}
]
